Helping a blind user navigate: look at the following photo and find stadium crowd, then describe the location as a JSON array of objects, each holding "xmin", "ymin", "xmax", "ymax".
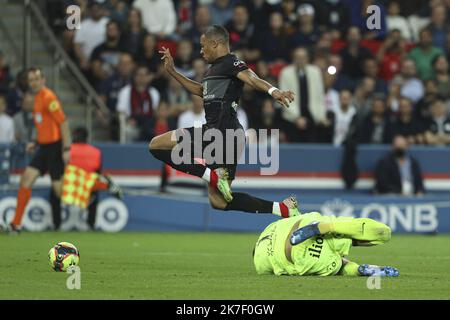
[{"xmin": 1, "ymin": 0, "xmax": 450, "ymax": 147}]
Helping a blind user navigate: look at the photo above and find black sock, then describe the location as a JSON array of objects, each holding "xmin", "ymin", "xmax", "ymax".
[
  {"xmin": 50, "ymin": 189, "xmax": 61, "ymax": 230},
  {"xmin": 150, "ymin": 148, "xmax": 207, "ymax": 178},
  {"xmin": 224, "ymin": 192, "xmax": 273, "ymax": 213}
]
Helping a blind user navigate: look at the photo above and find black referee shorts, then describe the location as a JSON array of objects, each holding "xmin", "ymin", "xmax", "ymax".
[
  {"xmin": 177, "ymin": 125, "xmax": 246, "ymax": 181},
  {"xmin": 29, "ymin": 140, "xmax": 64, "ymax": 180}
]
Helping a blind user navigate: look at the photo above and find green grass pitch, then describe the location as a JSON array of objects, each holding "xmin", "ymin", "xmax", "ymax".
[{"xmin": 1, "ymin": 232, "xmax": 449, "ymax": 299}]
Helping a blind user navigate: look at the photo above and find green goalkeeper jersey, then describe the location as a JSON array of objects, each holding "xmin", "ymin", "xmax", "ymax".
[{"xmin": 253, "ymin": 212, "xmax": 353, "ymax": 276}]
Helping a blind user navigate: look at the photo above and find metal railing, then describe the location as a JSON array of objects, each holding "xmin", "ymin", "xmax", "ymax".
[{"xmin": 22, "ymin": 0, "xmax": 109, "ymax": 141}]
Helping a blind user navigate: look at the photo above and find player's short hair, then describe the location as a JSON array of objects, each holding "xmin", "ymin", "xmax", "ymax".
[
  {"xmin": 204, "ymin": 25, "xmax": 229, "ymax": 44},
  {"xmin": 73, "ymin": 127, "xmax": 89, "ymax": 143},
  {"xmin": 28, "ymin": 67, "xmax": 45, "ymax": 78}
]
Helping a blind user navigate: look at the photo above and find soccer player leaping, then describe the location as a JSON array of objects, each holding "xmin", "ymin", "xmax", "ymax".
[
  {"xmin": 150, "ymin": 25, "xmax": 298, "ymax": 218},
  {"xmin": 253, "ymin": 212, "xmax": 400, "ymax": 277}
]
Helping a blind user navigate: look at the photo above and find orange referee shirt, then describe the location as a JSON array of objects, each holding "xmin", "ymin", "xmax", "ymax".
[{"xmin": 33, "ymin": 86, "xmax": 66, "ymax": 144}]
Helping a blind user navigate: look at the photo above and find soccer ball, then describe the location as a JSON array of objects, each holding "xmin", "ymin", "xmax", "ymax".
[{"xmin": 48, "ymin": 242, "xmax": 80, "ymax": 272}]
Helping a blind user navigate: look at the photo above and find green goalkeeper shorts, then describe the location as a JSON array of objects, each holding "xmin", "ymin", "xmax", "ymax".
[{"xmin": 253, "ymin": 212, "xmax": 353, "ymax": 276}]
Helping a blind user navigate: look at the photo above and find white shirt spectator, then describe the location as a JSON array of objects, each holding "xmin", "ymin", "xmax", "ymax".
[
  {"xmin": 279, "ymin": 64, "xmax": 326, "ymax": 124},
  {"xmin": 386, "ymin": 16, "xmax": 412, "ymax": 41},
  {"xmin": 400, "ymin": 78, "xmax": 425, "ymax": 103},
  {"xmin": 325, "ymin": 88, "xmax": 340, "ymax": 112},
  {"xmin": 332, "ymin": 105, "xmax": 356, "ymax": 146},
  {"xmin": 178, "ymin": 109, "xmax": 206, "ymax": 129},
  {"xmin": 74, "ymin": 17, "xmax": 109, "ymax": 60},
  {"xmin": 133, "ymin": 0, "xmax": 176, "ymax": 36},
  {"xmin": 0, "ymin": 113, "xmax": 15, "ymax": 143},
  {"xmin": 116, "ymin": 85, "xmax": 160, "ymax": 117}
]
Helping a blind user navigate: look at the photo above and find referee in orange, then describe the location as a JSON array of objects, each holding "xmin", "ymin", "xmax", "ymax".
[{"xmin": 8, "ymin": 68, "xmax": 71, "ymax": 233}]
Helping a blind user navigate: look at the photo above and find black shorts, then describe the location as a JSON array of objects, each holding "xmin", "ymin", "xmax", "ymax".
[
  {"xmin": 29, "ymin": 141, "xmax": 64, "ymax": 180},
  {"xmin": 177, "ymin": 125, "xmax": 245, "ymax": 181}
]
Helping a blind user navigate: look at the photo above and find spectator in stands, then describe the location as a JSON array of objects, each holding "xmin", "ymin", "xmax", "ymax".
[
  {"xmin": 116, "ymin": 65, "xmax": 160, "ymax": 142},
  {"xmin": 323, "ymin": 71, "xmax": 340, "ymax": 113},
  {"xmin": 186, "ymin": 6, "xmax": 211, "ymax": 55},
  {"xmin": 165, "ymin": 77, "xmax": 191, "ymax": 118},
  {"xmin": 174, "ymin": 39, "xmax": 194, "ymax": 77},
  {"xmin": 446, "ymin": 32, "xmax": 450, "ymax": 62},
  {"xmin": 175, "ymin": 0, "xmax": 195, "ymax": 37},
  {"xmin": 133, "ymin": 0, "xmax": 176, "ymax": 38},
  {"xmin": 315, "ymin": 31, "xmax": 334, "ymax": 54},
  {"xmin": 328, "ymin": 54, "xmax": 354, "ymax": 92},
  {"xmin": 315, "ymin": 0, "xmax": 350, "ymax": 40},
  {"xmin": 248, "ymin": 98, "xmax": 289, "ymax": 144},
  {"xmin": 0, "ymin": 51, "xmax": 11, "ymax": 95},
  {"xmin": 376, "ymin": 29, "xmax": 408, "ymax": 82},
  {"xmin": 414, "ymin": 79, "xmax": 439, "ymax": 123},
  {"xmin": 104, "ymin": 0, "xmax": 128, "ymax": 24},
  {"xmin": 13, "ymin": 92, "xmax": 35, "ymax": 144},
  {"xmin": 408, "ymin": 27, "xmax": 443, "ymax": 80},
  {"xmin": 99, "ymin": 52, "xmax": 135, "ymax": 112},
  {"xmin": 374, "ymin": 135, "xmax": 425, "ymax": 196},
  {"xmin": 279, "ymin": 47, "xmax": 326, "ymax": 142},
  {"xmin": 288, "ymin": 4, "xmax": 321, "ymax": 51},
  {"xmin": 6, "ymin": 70, "xmax": 28, "ymax": 116},
  {"xmin": 432, "ymin": 55, "xmax": 450, "ymax": 99},
  {"xmin": 353, "ymin": 76, "xmax": 376, "ymax": 119},
  {"xmin": 362, "ymin": 57, "xmax": 388, "ymax": 94},
  {"xmin": 121, "ymin": 8, "xmax": 147, "ymax": 59},
  {"xmin": 136, "ymin": 33, "xmax": 159, "ymax": 74},
  {"xmin": 278, "ymin": 0, "xmax": 298, "ymax": 34},
  {"xmin": 146, "ymin": 102, "xmax": 176, "ymax": 141},
  {"xmin": 191, "ymin": 57, "xmax": 207, "ymax": 83},
  {"xmin": 339, "ymin": 26, "xmax": 373, "ymax": 81},
  {"xmin": 331, "ymin": 89, "xmax": 356, "ymax": 146},
  {"xmin": 225, "ymin": 4, "xmax": 258, "ymax": 62},
  {"xmin": 90, "ymin": 20, "xmax": 126, "ymax": 86},
  {"xmin": 359, "ymin": 94, "xmax": 394, "ymax": 144},
  {"xmin": 393, "ymin": 58, "xmax": 425, "ymax": 103},
  {"xmin": 385, "ymin": 1, "xmax": 412, "ymax": 41},
  {"xmin": 73, "ymin": 1, "xmax": 109, "ymax": 71},
  {"xmin": 0, "ymin": 95, "xmax": 14, "ymax": 143},
  {"xmin": 349, "ymin": 0, "xmax": 387, "ymax": 40},
  {"xmin": 427, "ymin": 4, "xmax": 448, "ymax": 51},
  {"xmin": 423, "ymin": 97, "xmax": 450, "ymax": 145},
  {"xmin": 208, "ymin": 0, "xmax": 234, "ymax": 26},
  {"xmin": 246, "ymin": 0, "xmax": 274, "ymax": 32},
  {"xmin": 177, "ymin": 94, "xmax": 205, "ymax": 129},
  {"xmin": 386, "ymin": 78, "xmax": 402, "ymax": 113},
  {"xmin": 257, "ymin": 11, "xmax": 289, "ymax": 63},
  {"xmin": 393, "ymin": 97, "xmax": 424, "ymax": 144}
]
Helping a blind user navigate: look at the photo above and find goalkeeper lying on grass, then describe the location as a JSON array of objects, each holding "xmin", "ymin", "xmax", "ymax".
[{"xmin": 253, "ymin": 212, "xmax": 399, "ymax": 277}]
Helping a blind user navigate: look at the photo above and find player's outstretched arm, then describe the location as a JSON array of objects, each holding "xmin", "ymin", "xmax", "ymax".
[
  {"xmin": 237, "ymin": 69, "xmax": 294, "ymax": 108},
  {"xmin": 158, "ymin": 47, "xmax": 203, "ymax": 97}
]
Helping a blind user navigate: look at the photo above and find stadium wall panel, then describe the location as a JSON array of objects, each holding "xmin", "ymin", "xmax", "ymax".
[{"xmin": 1, "ymin": 188, "xmax": 450, "ymax": 234}]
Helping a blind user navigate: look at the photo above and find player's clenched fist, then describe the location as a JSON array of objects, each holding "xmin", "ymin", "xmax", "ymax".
[{"xmin": 158, "ymin": 46, "xmax": 175, "ymax": 73}]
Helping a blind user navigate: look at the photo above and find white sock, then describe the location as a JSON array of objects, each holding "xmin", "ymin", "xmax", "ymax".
[
  {"xmin": 202, "ymin": 168, "xmax": 211, "ymax": 183},
  {"xmin": 272, "ymin": 202, "xmax": 281, "ymax": 216}
]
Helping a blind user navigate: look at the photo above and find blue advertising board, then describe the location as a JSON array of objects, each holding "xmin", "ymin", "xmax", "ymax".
[{"xmin": 1, "ymin": 188, "xmax": 449, "ymax": 234}]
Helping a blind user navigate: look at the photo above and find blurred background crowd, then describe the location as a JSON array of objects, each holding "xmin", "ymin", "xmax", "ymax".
[{"xmin": 1, "ymin": 0, "xmax": 450, "ymax": 147}]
